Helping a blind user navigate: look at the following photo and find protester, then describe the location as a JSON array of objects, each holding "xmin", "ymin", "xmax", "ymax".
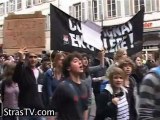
[
  {"xmin": 38, "ymin": 57, "xmax": 51, "ymax": 73},
  {"xmin": 138, "ymin": 46, "xmax": 160, "ymax": 119},
  {"xmin": 118, "ymin": 57, "xmax": 137, "ymax": 120},
  {"xmin": 1, "ymin": 61, "xmax": 18, "ymax": 120},
  {"xmin": 91, "ymin": 51, "xmax": 107, "ymax": 106},
  {"xmin": 145, "ymin": 54, "xmax": 156, "ymax": 69},
  {"xmin": 132, "ymin": 54, "xmax": 148, "ymax": 95},
  {"xmin": 43, "ymin": 52, "xmax": 65, "ymax": 107},
  {"xmin": 95, "ymin": 67, "xmax": 129, "ymax": 120},
  {"xmin": 0, "ymin": 56, "xmax": 5, "ymax": 79},
  {"xmin": 153, "ymin": 50, "xmax": 160, "ymax": 66},
  {"xmin": 106, "ymin": 48, "xmax": 128, "ymax": 78},
  {"xmin": 12, "ymin": 48, "xmax": 46, "ymax": 120},
  {"xmin": 51, "ymin": 52, "xmax": 89, "ymax": 120},
  {"xmin": 81, "ymin": 51, "xmax": 105, "ymax": 119}
]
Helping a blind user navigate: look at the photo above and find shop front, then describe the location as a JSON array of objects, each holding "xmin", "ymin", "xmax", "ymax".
[{"xmin": 143, "ymin": 19, "xmax": 160, "ymax": 59}]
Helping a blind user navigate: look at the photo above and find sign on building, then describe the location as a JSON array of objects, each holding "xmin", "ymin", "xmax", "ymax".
[{"xmin": 3, "ymin": 11, "xmax": 45, "ymax": 54}]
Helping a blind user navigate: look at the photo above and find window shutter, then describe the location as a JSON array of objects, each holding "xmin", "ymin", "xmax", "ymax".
[
  {"xmin": 87, "ymin": 0, "xmax": 92, "ymax": 20},
  {"xmin": 69, "ymin": 6, "xmax": 74, "ymax": 17},
  {"xmin": 98, "ymin": 0, "xmax": 103, "ymax": 20},
  {"xmin": 81, "ymin": 2, "xmax": 85, "ymax": 21},
  {"xmin": 103, "ymin": 0, "xmax": 107, "ymax": 20}
]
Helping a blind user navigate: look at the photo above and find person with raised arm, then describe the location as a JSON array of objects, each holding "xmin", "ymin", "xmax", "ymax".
[{"xmin": 12, "ymin": 48, "xmax": 46, "ymax": 120}]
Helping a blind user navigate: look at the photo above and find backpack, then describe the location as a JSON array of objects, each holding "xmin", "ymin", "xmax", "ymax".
[
  {"xmin": 100, "ymin": 80, "xmax": 109, "ymax": 93},
  {"xmin": 148, "ymin": 66, "xmax": 160, "ymax": 79}
]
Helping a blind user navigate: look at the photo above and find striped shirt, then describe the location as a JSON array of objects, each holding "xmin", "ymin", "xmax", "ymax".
[
  {"xmin": 138, "ymin": 70, "xmax": 160, "ymax": 120},
  {"xmin": 117, "ymin": 93, "xmax": 129, "ymax": 120}
]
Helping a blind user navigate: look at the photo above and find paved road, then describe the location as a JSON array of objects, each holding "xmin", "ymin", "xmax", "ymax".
[
  {"xmin": 89, "ymin": 104, "xmax": 96, "ymax": 120},
  {"xmin": 89, "ymin": 94, "xmax": 96, "ymax": 120}
]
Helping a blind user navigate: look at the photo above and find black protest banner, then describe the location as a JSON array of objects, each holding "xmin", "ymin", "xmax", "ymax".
[
  {"xmin": 50, "ymin": 4, "xmax": 97, "ymax": 53},
  {"xmin": 101, "ymin": 8, "xmax": 144, "ymax": 57}
]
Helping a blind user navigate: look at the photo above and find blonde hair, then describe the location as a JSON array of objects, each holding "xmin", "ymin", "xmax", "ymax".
[
  {"xmin": 114, "ymin": 48, "xmax": 127, "ymax": 61},
  {"xmin": 52, "ymin": 52, "xmax": 66, "ymax": 67},
  {"xmin": 108, "ymin": 67, "xmax": 126, "ymax": 82}
]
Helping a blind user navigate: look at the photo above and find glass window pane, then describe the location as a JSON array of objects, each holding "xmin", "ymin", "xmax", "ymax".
[
  {"xmin": 117, "ymin": 0, "xmax": 121, "ymax": 16},
  {"xmin": 112, "ymin": 0, "xmax": 115, "ymax": 4},
  {"xmin": 146, "ymin": 0, "xmax": 151, "ymax": 12},
  {"xmin": 140, "ymin": 0, "xmax": 144, "ymax": 5},
  {"xmin": 108, "ymin": 4, "xmax": 111, "ymax": 10},
  {"xmin": 108, "ymin": 11, "xmax": 111, "ymax": 17},
  {"xmin": 26, "ymin": 0, "xmax": 32, "ymax": 8},
  {"xmin": 152, "ymin": 0, "xmax": 156, "ymax": 11},
  {"xmin": 93, "ymin": 0, "xmax": 98, "ymax": 20},
  {"xmin": 0, "ymin": 3, "xmax": 4, "ymax": 15},
  {"xmin": 17, "ymin": 0, "xmax": 22, "ymax": 10},
  {"xmin": 74, "ymin": 3, "xmax": 81, "ymax": 20},
  {"xmin": 107, "ymin": 0, "xmax": 117, "ymax": 17},
  {"xmin": 88, "ymin": 1, "xmax": 92, "ymax": 20},
  {"xmin": 107, "ymin": 0, "xmax": 111, "ymax": 5},
  {"xmin": 124, "ymin": 0, "xmax": 129, "ymax": 15},
  {"xmin": 112, "ymin": 4, "xmax": 115, "ymax": 10}
]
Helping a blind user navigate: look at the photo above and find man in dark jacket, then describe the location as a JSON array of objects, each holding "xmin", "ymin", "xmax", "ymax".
[{"xmin": 13, "ymin": 48, "xmax": 45, "ymax": 120}]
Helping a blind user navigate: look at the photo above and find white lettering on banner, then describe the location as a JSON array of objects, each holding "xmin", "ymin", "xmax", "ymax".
[
  {"xmin": 121, "ymin": 25, "xmax": 130, "ymax": 35},
  {"xmin": 129, "ymin": 33, "xmax": 134, "ymax": 48},
  {"xmin": 69, "ymin": 19, "xmax": 76, "ymax": 31},
  {"xmin": 112, "ymin": 27, "xmax": 122, "ymax": 37},
  {"xmin": 69, "ymin": 33, "xmax": 86, "ymax": 48},
  {"xmin": 69, "ymin": 19, "xmax": 82, "ymax": 33},
  {"xmin": 102, "ymin": 21, "xmax": 133, "ymax": 53},
  {"xmin": 68, "ymin": 18, "xmax": 94, "ymax": 51}
]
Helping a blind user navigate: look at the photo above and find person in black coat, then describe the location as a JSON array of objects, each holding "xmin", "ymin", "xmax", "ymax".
[
  {"xmin": 95, "ymin": 67, "xmax": 130, "ymax": 120},
  {"xmin": 12, "ymin": 48, "xmax": 45, "ymax": 120}
]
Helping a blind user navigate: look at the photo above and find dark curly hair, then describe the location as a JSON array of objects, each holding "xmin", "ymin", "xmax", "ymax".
[{"xmin": 62, "ymin": 52, "xmax": 82, "ymax": 78}]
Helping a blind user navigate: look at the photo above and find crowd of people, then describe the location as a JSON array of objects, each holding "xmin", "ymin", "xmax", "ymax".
[{"xmin": 0, "ymin": 46, "xmax": 160, "ymax": 120}]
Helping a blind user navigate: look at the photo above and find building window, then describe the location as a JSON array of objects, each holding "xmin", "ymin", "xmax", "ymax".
[
  {"xmin": 74, "ymin": 3, "xmax": 81, "ymax": 20},
  {"xmin": 134, "ymin": 0, "xmax": 144, "ymax": 13},
  {"xmin": 17, "ymin": 0, "xmax": 22, "ymax": 10},
  {"xmin": 42, "ymin": 0, "xmax": 47, "ymax": 3},
  {"xmin": 107, "ymin": 0, "xmax": 116, "ymax": 18},
  {"xmin": 158, "ymin": 0, "xmax": 160, "ymax": 11},
  {"xmin": 46, "ymin": 15, "xmax": 50, "ymax": 30},
  {"xmin": 6, "ymin": 2, "xmax": 9, "ymax": 13},
  {"xmin": 0, "ymin": 25, "xmax": 3, "ymax": 28},
  {"xmin": 116, "ymin": 0, "xmax": 121, "ymax": 17},
  {"xmin": 145, "ymin": 0, "xmax": 157, "ymax": 12},
  {"xmin": 93, "ymin": 0, "xmax": 98, "ymax": 20},
  {"xmin": 0, "ymin": 3, "xmax": 4, "ymax": 16},
  {"xmin": 26, "ymin": 0, "xmax": 32, "ymax": 8},
  {"xmin": 88, "ymin": 0, "xmax": 93, "ymax": 20},
  {"xmin": 98, "ymin": 0, "xmax": 103, "ymax": 20},
  {"xmin": 134, "ymin": 0, "xmax": 157, "ymax": 13},
  {"xmin": 69, "ymin": 6, "xmax": 74, "ymax": 17},
  {"xmin": 9, "ymin": 0, "xmax": 15, "ymax": 12},
  {"xmin": 124, "ymin": 0, "xmax": 131, "ymax": 16},
  {"xmin": 81, "ymin": 2, "xmax": 85, "ymax": 21},
  {"xmin": 5, "ymin": 0, "xmax": 16, "ymax": 13},
  {"xmin": 33, "ymin": 0, "xmax": 42, "ymax": 5}
]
